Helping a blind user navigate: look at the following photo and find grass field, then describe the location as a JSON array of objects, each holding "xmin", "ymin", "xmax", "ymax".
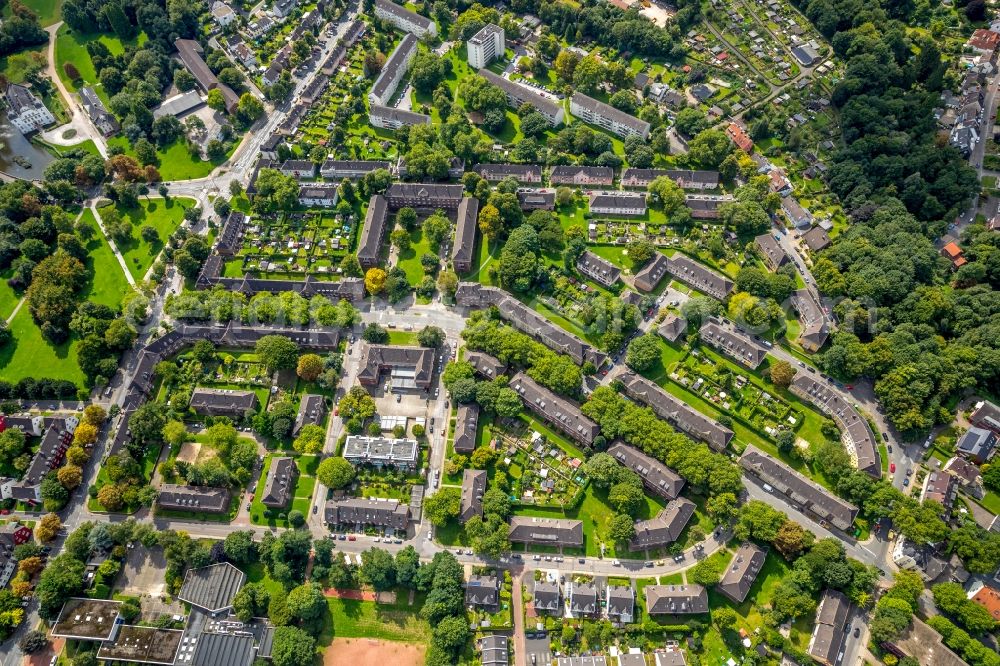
[
  {"xmin": 322, "ymin": 595, "xmax": 430, "ymax": 644},
  {"xmin": 107, "ymin": 136, "xmax": 231, "ymax": 181},
  {"xmin": 0, "ymin": 307, "xmax": 85, "ymax": 385},
  {"xmin": 100, "ymin": 197, "xmax": 193, "ymax": 281},
  {"xmin": 11, "ymin": 0, "xmax": 63, "ymax": 26},
  {"xmin": 78, "ymin": 209, "xmax": 132, "ymax": 308},
  {"xmin": 0, "ymin": 270, "xmax": 21, "ymax": 321},
  {"xmin": 386, "ymin": 330, "xmax": 418, "ymax": 346},
  {"xmin": 395, "ymin": 227, "xmax": 435, "ymax": 286},
  {"xmin": 55, "ymin": 24, "xmax": 146, "ymax": 92}
]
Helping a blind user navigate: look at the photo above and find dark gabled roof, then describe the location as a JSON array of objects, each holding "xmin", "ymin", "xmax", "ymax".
[
  {"xmin": 699, "ymin": 318, "xmax": 767, "ymax": 369},
  {"xmin": 509, "ymin": 516, "xmax": 583, "ymax": 546},
  {"xmin": 465, "ymin": 351, "xmax": 507, "ymax": 379},
  {"xmin": 666, "ymin": 255, "xmax": 733, "ymax": 299},
  {"xmin": 606, "ymin": 585, "xmax": 634, "ymax": 618},
  {"xmin": 957, "ymin": 427, "xmax": 997, "ymax": 460},
  {"xmin": 740, "ymin": 445, "xmax": 858, "ymax": 530},
  {"xmin": 588, "ymin": 192, "xmax": 647, "ymax": 212},
  {"xmin": 480, "ymin": 634, "xmax": 509, "ymax": 666},
  {"xmin": 754, "ymin": 234, "xmax": 788, "ymax": 269},
  {"xmin": 357, "ymin": 343, "xmax": 435, "ymax": 387},
  {"xmin": 716, "ymin": 542, "xmax": 766, "ymax": 603},
  {"xmin": 633, "ymin": 252, "xmax": 670, "ymax": 292},
  {"xmin": 262, "ymin": 457, "xmax": 298, "ymax": 508},
  {"xmin": 157, "ymin": 484, "xmax": 231, "ymax": 513},
  {"xmin": 790, "ymin": 374, "xmax": 877, "ymax": 476},
  {"xmin": 293, "ymin": 394, "xmax": 326, "ymax": 436},
  {"xmin": 473, "ymin": 163, "xmax": 543, "ymax": 182},
  {"xmin": 464, "ymin": 574, "xmax": 498, "ymax": 606},
  {"xmin": 657, "ymin": 313, "xmax": 688, "ymax": 343},
  {"xmin": 454, "ymin": 402, "xmax": 480, "ymax": 453},
  {"xmin": 190, "ymin": 388, "xmax": 258, "ymax": 414},
  {"xmin": 369, "ymin": 104, "xmax": 431, "ymax": 126},
  {"xmin": 619, "ymin": 371, "xmax": 733, "ymax": 451},
  {"xmin": 607, "ymin": 441, "xmax": 685, "ymax": 500},
  {"xmin": 385, "ymin": 183, "xmax": 465, "ymax": 204},
  {"xmin": 532, "ymin": 580, "xmax": 561, "ymax": 610},
  {"xmin": 621, "ymin": 168, "xmax": 719, "ymax": 188},
  {"xmin": 358, "ymin": 194, "xmax": 389, "ymax": 264},
  {"xmin": 452, "ymin": 196, "xmax": 480, "ymax": 267},
  {"xmin": 809, "ymin": 590, "xmax": 849, "ymax": 665},
  {"xmin": 509, "ymin": 372, "xmax": 600, "ymax": 446},
  {"xmin": 576, "ymin": 250, "xmax": 621, "ymax": 285},
  {"xmin": 370, "ymin": 33, "xmax": 418, "ymax": 101},
  {"xmin": 374, "ymin": 0, "xmax": 434, "ymax": 30},
  {"xmin": 460, "ymin": 468, "xmax": 487, "ymax": 523},
  {"xmin": 570, "ymin": 581, "xmax": 599, "ymax": 614},
  {"xmin": 321, "ymin": 160, "xmax": 391, "ymax": 176},
  {"xmin": 629, "ymin": 498, "xmax": 695, "ymax": 551},
  {"xmin": 174, "ymin": 39, "xmax": 239, "ymax": 112},
  {"xmin": 177, "ymin": 563, "xmax": 246, "ymax": 612},
  {"xmin": 191, "ymin": 632, "xmax": 255, "ymax": 666},
  {"xmin": 217, "ymin": 211, "xmax": 246, "ymax": 253},
  {"xmin": 645, "ymin": 585, "xmax": 708, "ymax": 614},
  {"xmin": 325, "ymin": 497, "xmax": 410, "ymax": 529}
]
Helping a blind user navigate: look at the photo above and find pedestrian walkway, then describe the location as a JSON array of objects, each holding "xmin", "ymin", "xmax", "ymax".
[{"xmin": 89, "ymin": 202, "xmax": 137, "ymax": 287}]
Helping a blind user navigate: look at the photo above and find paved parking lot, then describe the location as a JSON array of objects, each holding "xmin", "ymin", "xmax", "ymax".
[
  {"xmin": 524, "ymin": 633, "xmax": 551, "ymax": 665},
  {"xmin": 116, "ymin": 547, "xmax": 169, "ymax": 598}
]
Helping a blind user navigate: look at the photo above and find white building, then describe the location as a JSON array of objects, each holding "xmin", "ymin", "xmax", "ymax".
[
  {"xmin": 478, "ymin": 69, "xmax": 564, "ymax": 126},
  {"xmin": 211, "ymin": 1, "xmax": 237, "ymax": 27},
  {"xmin": 570, "ymin": 92, "xmax": 650, "ymax": 139},
  {"xmin": 4, "ymin": 84, "xmax": 54, "ymax": 134},
  {"xmin": 369, "ymin": 104, "xmax": 431, "ymax": 130},
  {"xmin": 467, "ymin": 24, "xmax": 504, "ymax": 69},
  {"xmin": 368, "ymin": 33, "xmax": 418, "ymax": 107},
  {"xmin": 374, "ymin": 0, "xmax": 436, "ymax": 37}
]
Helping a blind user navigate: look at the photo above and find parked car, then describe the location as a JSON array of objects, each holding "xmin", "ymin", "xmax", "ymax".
[{"xmin": 889, "ymin": 463, "xmax": 895, "ymax": 473}]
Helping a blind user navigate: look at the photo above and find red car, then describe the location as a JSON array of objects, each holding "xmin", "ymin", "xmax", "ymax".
[
  {"xmin": 348, "ymin": 535, "xmax": 356, "ymax": 541},
  {"xmin": 889, "ymin": 463, "xmax": 896, "ymax": 473}
]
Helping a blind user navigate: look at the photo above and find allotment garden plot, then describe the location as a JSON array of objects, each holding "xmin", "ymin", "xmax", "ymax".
[
  {"xmin": 223, "ymin": 212, "xmax": 358, "ymax": 279},
  {"xmin": 495, "ymin": 423, "xmax": 587, "ymax": 509},
  {"xmin": 669, "ymin": 347, "xmax": 803, "ymax": 442}
]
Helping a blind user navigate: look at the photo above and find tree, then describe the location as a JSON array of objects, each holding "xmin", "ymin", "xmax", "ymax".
[
  {"xmin": 769, "ymin": 360, "xmax": 796, "ymax": 388},
  {"xmin": 97, "ymin": 484, "xmax": 124, "ymax": 511},
  {"xmin": 390, "ymin": 228, "xmax": 410, "ymax": 252},
  {"xmin": 317, "ymin": 456, "xmax": 354, "ymax": 489},
  {"xmin": 648, "ymin": 176, "xmax": 685, "ymax": 215},
  {"xmin": 424, "ymin": 487, "xmax": 460, "ymax": 526},
  {"xmin": 83, "ymin": 404, "xmax": 107, "ymax": 426},
  {"xmin": 690, "ymin": 557, "xmax": 723, "ymax": 586},
  {"xmin": 364, "ymin": 267, "xmax": 387, "ymax": 295},
  {"xmin": 286, "ymin": 583, "xmax": 326, "ymax": 631},
  {"xmin": 607, "ymin": 513, "xmax": 635, "ymax": 542},
  {"xmin": 18, "ymin": 631, "xmax": 47, "ymax": 654},
  {"xmin": 163, "ymin": 420, "xmax": 188, "ymax": 446},
  {"xmin": 206, "ymin": 88, "xmax": 226, "ymax": 113},
  {"xmin": 337, "ymin": 386, "xmax": 376, "ymax": 421},
  {"xmin": 478, "ymin": 203, "xmax": 503, "ymax": 240},
  {"xmin": 625, "ymin": 334, "xmax": 660, "ymax": 371},
  {"xmin": 296, "ymin": 354, "xmax": 324, "ymax": 381},
  {"xmin": 224, "ymin": 531, "xmax": 256, "ymax": 564},
  {"xmin": 418, "ymin": 326, "xmax": 445, "ymax": 348},
  {"xmin": 36, "ymin": 513, "xmax": 62, "ymax": 542},
  {"xmin": 292, "ymin": 424, "xmax": 325, "ymax": 454},
  {"xmin": 73, "ymin": 422, "xmax": 99, "ymax": 447},
  {"xmin": 57, "ymin": 464, "xmax": 82, "ymax": 490},
  {"xmin": 256, "ymin": 335, "xmax": 299, "ymax": 372},
  {"xmin": 36, "ymin": 553, "xmax": 85, "ymax": 619},
  {"xmin": 360, "ymin": 547, "xmax": 396, "ymax": 590},
  {"xmin": 714, "ymin": 607, "xmax": 738, "ymax": 630},
  {"xmin": 608, "ymin": 482, "xmax": 643, "ymax": 517},
  {"xmin": 270, "ymin": 626, "xmax": 316, "ymax": 666},
  {"xmin": 432, "ymin": 615, "xmax": 469, "ymax": 653},
  {"xmin": 688, "ymin": 129, "xmax": 731, "ymax": 168}
]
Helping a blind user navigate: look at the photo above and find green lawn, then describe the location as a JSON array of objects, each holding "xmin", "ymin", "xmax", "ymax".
[
  {"xmin": 78, "ymin": 209, "xmax": 132, "ymax": 308},
  {"xmin": 107, "ymin": 136, "xmax": 230, "ymax": 181},
  {"xmin": 55, "ymin": 24, "xmax": 146, "ymax": 92},
  {"xmin": 387, "ymin": 330, "xmax": 419, "ymax": 346},
  {"xmin": 10, "ymin": 0, "xmax": 63, "ymax": 26},
  {"xmin": 249, "ymin": 454, "xmax": 319, "ymax": 528},
  {"xmin": 0, "ymin": 270, "xmax": 21, "ymax": 321},
  {"xmin": 0, "ymin": 307, "xmax": 85, "ymax": 385},
  {"xmin": 322, "ymin": 594, "xmax": 430, "ymax": 644},
  {"xmin": 100, "ymin": 197, "xmax": 193, "ymax": 281},
  {"xmin": 395, "ymin": 227, "xmax": 435, "ymax": 286}
]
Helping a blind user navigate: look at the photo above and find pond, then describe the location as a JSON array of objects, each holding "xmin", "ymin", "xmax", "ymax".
[{"xmin": 0, "ymin": 110, "xmax": 55, "ymax": 179}]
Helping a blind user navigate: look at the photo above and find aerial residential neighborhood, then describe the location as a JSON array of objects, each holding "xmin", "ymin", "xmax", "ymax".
[{"xmin": 0, "ymin": 0, "xmax": 997, "ymax": 665}]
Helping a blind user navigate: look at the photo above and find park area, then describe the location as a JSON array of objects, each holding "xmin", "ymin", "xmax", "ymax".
[
  {"xmin": 223, "ymin": 210, "xmax": 359, "ymax": 279},
  {"xmin": 99, "ymin": 197, "xmax": 193, "ymax": 281}
]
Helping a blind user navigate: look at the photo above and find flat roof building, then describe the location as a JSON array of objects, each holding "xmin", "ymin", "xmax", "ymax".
[
  {"xmin": 467, "ymin": 23, "xmax": 505, "ymax": 69},
  {"xmin": 52, "ymin": 598, "xmax": 122, "ymax": 641},
  {"xmin": 98, "ymin": 626, "xmax": 184, "ymax": 665},
  {"xmin": 189, "ymin": 631, "xmax": 255, "ymax": 666},
  {"xmin": 342, "ymin": 435, "xmax": 420, "ymax": 469},
  {"xmin": 177, "ymin": 562, "xmax": 246, "ymax": 614}
]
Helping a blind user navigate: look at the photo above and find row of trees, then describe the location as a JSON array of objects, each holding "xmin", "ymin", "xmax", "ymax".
[{"xmin": 166, "ymin": 288, "xmax": 360, "ymax": 327}]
